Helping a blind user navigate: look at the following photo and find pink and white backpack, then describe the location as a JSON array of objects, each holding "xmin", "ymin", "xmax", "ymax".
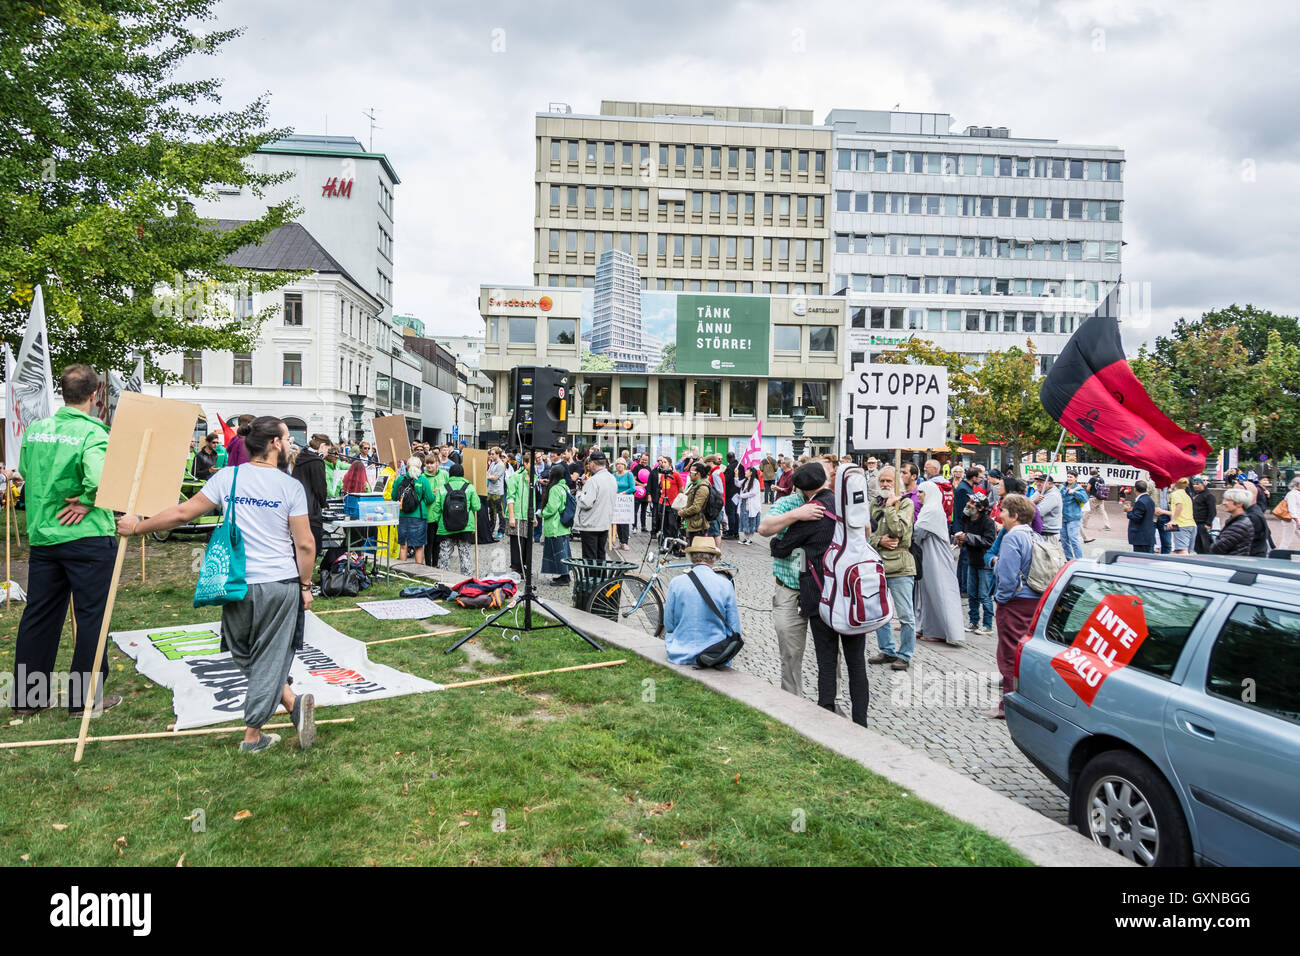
[{"xmin": 817, "ymin": 464, "xmax": 892, "ymax": 634}]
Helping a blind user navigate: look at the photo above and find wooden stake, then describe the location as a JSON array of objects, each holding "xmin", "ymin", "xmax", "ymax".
[
  {"xmin": 441, "ymin": 659, "xmax": 626, "ymax": 689},
  {"xmin": 365, "ymin": 627, "xmax": 467, "ymax": 646},
  {"xmin": 140, "ymin": 534, "xmax": 146, "ymax": 584},
  {"xmin": 471, "ymin": 456, "xmax": 480, "ymax": 578},
  {"xmin": 0, "ymin": 717, "xmax": 355, "ymax": 751},
  {"xmin": 314, "ymin": 606, "xmax": 363, "ymax": 615},
  {"xmin": 74, "ymin": 429, "xmax": 151, "ymax": 763},
  {"xmin": 4, "ymin": 485, "xmax": 10, "ymax": 611}
]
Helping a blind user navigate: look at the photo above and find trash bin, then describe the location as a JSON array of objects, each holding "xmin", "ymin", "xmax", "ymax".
[{"xmin": 561, "ymin": 558, "xmax": 637, "ymax": 617}]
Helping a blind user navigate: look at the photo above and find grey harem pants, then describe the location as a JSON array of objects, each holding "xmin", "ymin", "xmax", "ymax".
[{"xmin": 220, "ymin": 580, "xmax": 300, "ymax": 729}]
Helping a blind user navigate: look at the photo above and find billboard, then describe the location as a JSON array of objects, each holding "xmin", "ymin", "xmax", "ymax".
[{"xmin": 580, "ymin": 290, "xmax": 770, "ymax": 377}]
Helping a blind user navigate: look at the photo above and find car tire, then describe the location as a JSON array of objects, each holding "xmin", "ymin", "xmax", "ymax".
[{"xmin": 1072, "ymin": 750, "xmax": 1192, "ymax": 867}]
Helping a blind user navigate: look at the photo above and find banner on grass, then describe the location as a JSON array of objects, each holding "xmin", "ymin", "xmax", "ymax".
[{"xmin": 111, "ymin": 611, "xmax": 442, "ymax": 729}]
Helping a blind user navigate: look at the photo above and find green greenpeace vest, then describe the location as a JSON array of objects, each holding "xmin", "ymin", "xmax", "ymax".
[{"xmin": 19, "ymin": 406, "xmax": 116, "ymax": 546}]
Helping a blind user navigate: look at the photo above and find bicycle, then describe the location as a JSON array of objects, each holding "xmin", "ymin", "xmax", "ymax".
[{"xmin": 583, "ymin": 534, "xmax": 739, "ymax": 637}]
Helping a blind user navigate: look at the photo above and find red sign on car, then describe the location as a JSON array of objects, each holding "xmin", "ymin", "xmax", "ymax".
[{"xmin": 1050, "ymin": 594, "xmax": 1149, "ymax": 706}]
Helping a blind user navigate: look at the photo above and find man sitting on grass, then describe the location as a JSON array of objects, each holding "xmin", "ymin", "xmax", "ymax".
[{"xmin": 661, "ymin": 537, "xmax": 741, "ymax": 667}]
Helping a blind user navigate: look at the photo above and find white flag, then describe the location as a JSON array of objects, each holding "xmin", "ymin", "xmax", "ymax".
[
  {"xmin": 3, "ymin": 344, "xmax": 16, "ymax": 471},
  {"xmin": 125, "ymin": 354, "xmax": 144, "ymax": 393},
  {"xmin": 6, "ymin": 287, "xmax": 57, "ymax": 469}
]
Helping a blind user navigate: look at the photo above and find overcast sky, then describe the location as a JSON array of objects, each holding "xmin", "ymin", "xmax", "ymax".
[{"xmin": 198, "ymin": 0, "xmax": 1299, "ymax": 348}]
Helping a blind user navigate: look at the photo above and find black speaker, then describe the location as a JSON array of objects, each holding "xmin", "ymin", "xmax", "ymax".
[{"xmin": 509, "ymin": 365, "xmax": 570, "ymax": 451}]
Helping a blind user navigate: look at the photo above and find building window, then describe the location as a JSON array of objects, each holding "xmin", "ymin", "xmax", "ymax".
[
  {"xmin": 232, "ymin": 352, "xmax": 252, "ymax": 385},
  {"xmin": 773, "ymin": 325, "xmax": 800, "ymax": 351},
  {"xmin": 583, "ymin": 376, "xmax": 611, "ymax": 412},
  {"xmin": 182, "ymin": 350, "xmax": 202, "ymax": 385},
  {"xmin": 282, "ymin": 352, "xmax": 303, "ymax": 387},
  {"xmin": 1207, "ymin": 602, "xmax": 1300, "ymax": 723},
  {"xmin": 548, "ymin": 318, "xmax": 576, "ymax": 345},
  {"xmin": 802, "ymin": 382, "xmax": 828, "ymax": 417},
  {"xmin": 694, "ymin": 379, "xmax": 721, "ymax": 416},
  {"xmin": 376, "ymin": 373, "xmax": 390, "ymax": 406},
  {"xmin": 509, "ymin": 317, "xmax": 536, "ymax": 343},
  {"xmin": 619, "ymin": 378, "xmax": 647, "ymax": 414},
  {"xmin": 283, "ymin": 293, "xmax": 303, "ymax": 326},
  {"xmin": 767, "ymin": 380, "xmax": 794, "ymax": 418},
  {"xmin": 659, "ymin": 378, "xmax": 685, "ymax": 414},
  {"xmin": 729, "ymin": 379, "xmax": 756, "ymax": 417},
  {"xmin": 809, "ymin": 327, "xmax": 836, "ymax": 352}
]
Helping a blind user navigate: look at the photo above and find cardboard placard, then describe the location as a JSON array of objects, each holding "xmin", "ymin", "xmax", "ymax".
[
  {"xmin": 461, "ymin": 448, "xmax": 489, "ymax": 495},
  {"xmin": 94, "ymin": 392, "xmax": 202, "ymax": 517},
  {"xmin": 372, "ymin": 414, "xmax": 411, "ymax": 466}
]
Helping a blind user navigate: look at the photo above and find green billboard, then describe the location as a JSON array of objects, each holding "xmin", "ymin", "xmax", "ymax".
[{"xmin": 674, "ymin": 295, "xmax": 770, "ymax": 376}]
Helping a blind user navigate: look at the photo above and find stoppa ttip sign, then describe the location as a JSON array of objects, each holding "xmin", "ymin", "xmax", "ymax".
[
  {"xmin": 845, "ymin": 364, "xmax": 948, "ymax": 452},
  {"xmin": 1050, "ymin": 594, "xmax": 1149, "ymax": 705}
]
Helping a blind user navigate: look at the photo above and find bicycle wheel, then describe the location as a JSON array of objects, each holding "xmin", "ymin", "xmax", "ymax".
[{"xmin": 585, "ymin": 573, "xmax": 664, "ymax": 637}]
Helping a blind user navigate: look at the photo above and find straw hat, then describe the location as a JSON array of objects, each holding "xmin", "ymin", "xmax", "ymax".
[{"xmin": 685, "ymin": 536, "xmax": 722, "ymax": 557}]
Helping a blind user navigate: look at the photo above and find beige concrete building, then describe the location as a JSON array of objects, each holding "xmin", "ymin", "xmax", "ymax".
[
  {"xmin": 479, "ymin": 285, "xmax": 845, "ymax": 459},
  {"xmin": 535, "ymin": 101, "xmax": 832, "ymax": 296}
]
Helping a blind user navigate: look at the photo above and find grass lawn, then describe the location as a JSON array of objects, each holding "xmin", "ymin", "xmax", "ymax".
[{"xmin": 0, "ymin": 535, "xmax": 1029, "ymax": 867}]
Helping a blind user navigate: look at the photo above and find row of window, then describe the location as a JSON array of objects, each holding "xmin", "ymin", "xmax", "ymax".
[
  {"xmin": 543, "ymin": 274, "xmax": 826, "ymax": 295},
  {"xmin": 548, "ymin": 140, "xmax": 827, "ymax": 179},
  {"xmin": 850, "ymin": 307, "xmax": 1081, "ymax": 336},
  {"xmin": 564, "ymin": 377, "xmax": 832, "ymax": 419},
  {"xmin": 378, "ymin": 224, "xmax": 393, "ymax": 261},
  {"xmin": 493, "ymin": 316, "xmax": 837, "ymax": 354},
  {"xmin": 182, "ymin": 351, "xmax": 303, "ymax": 388},
  {"xmin": 377, "ymin": 270, "xmax": 392, "ymax": 304},
  {"xmin": 545, "ymin": 232, "xmax": 826, "ymax": 273},
  {"xmin": 836, "ymin": 149, "xmax": 1123, "ymax": 181},
  {"xmin": 339, "ymin": 299, "xmax": 374, "ymax": 343},
  {"xmin": 375, "ymin": 374, "xmax": 421, "ymax": 413},
  {"xmin": 834, "ymin": 274, "xmax": 1114, "ymax": 300},
  {"xmin": 834, "ymin": 234, "xmax": 1122, "ymax": 263},
  {"xmin": 378, "ymin": 178, "xmax": 394, "ymax": 219},
  {"xmin": 836, "ymin": 191, "xmax": 1123, "ymax": 221}
]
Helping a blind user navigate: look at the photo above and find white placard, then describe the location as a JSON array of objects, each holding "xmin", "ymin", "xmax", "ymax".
[
  {"xmin": 612, "ymin": 494, "xmax": 635, "ymax": 525},
  {"xmin": 1022, "ymin": 461, "xmax": 1151, "ymax": 486},
  {"xmin": 358, "ymin": 598, "xmax": 450, "ymax": 620},
  {"xmin": 843, "ymin": 362, "xmax": 948, "ymax": 451}
]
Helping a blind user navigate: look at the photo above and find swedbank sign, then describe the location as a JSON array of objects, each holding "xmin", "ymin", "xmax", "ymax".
[{"xmin": 674, "ymin": 295, "xmax": 770, "ymax": 376}]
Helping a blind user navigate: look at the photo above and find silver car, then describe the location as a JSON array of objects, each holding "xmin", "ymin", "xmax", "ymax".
[{"xmin": 1006, "ymin": 552, "xmax": 1300, "ymax": 866}]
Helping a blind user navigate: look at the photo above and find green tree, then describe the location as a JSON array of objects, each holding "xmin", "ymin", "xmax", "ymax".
[
  {"xmin": 580, "ymin": 349, "xmax": 615, "ymax": 371},
  {"xmin": 966, "ymin": 341, "xmax": 1062, "ymax": 473},
  {"xmin": 0, "ymin": 0, "xmax": 302, "ymax": 381},
  {"xmin": 1195, "ymin": 304, "xmax": 1300, "ymax": 365},
  {"xmin": 655, "ymin": 342, "xmax": 676, "ymax": 372},
  {"xmin": 1235, "ymin": 330, "xmax": 1300, "ymax": 466}
]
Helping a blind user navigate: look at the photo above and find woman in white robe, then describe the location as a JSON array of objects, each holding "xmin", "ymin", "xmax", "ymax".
[{"xmin": 914, "ymin": 482, "xmax": 967, "ymax": 646}]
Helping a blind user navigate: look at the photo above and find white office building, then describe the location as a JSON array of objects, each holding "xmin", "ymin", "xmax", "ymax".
[{"xmin": 828, "ymin": 109, "xmax": 1123, "ymax": 373}]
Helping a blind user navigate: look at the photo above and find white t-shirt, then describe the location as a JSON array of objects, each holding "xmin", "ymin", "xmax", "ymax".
[
  {"xmin": 1286, "ymin": 488, "xmax": 1300, "ymax": 524},
  {"xmin": 200, "ymin": 463, "xmax": 308, "ymax": 585}
]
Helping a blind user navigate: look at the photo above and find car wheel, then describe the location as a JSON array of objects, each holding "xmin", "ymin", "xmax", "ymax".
[{"xmin": 1073, "ymin": 750, "xmax": 1191, "ymax": 867}]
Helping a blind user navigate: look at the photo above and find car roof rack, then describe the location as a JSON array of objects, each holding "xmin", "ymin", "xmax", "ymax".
[{"xmin": 1100, "ymin": 550, "xmax": 1300, "ymax": 587}]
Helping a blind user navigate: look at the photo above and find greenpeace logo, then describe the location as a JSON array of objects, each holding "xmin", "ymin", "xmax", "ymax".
[
  {"xmin": 227, "ymin": 495, "xmax": 284, "ymax": 509},
  {"xmin": 25, "ymin": 432, "xmax": 84, "ymax": 446},
  {"xmin": 50, "ymin": 886, "xmax": 151, "ymax": 936}
]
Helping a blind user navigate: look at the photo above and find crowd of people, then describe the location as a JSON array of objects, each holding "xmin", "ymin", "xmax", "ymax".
[{"xmin": 7, "ymin": 363, "xmax": 1295, "ymax": 749}]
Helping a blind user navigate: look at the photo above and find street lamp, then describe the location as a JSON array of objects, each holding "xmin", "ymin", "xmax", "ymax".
[
  {"xmin": 348, "ymin": 393, "xmax": 366, "ymax": 444},
  {"xmin": 791, "ymin": 396, "xmax": 807, "ymax": 458}
]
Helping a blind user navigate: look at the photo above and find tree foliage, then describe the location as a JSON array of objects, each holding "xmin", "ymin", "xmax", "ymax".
[
  {"xmin": 0, "ymin": 0, "xmax": 302, "ymax": 381},
  {"xmin": 966, "ymin": 341, "xmax": 1063, "ymax": 473},
  {"xmin": 579, "ymin": 349, "xmax": 615, "ymax": 372},
  {"xmin": 654, "ymin": 342, "xmax": 676, "ymax": 372}
]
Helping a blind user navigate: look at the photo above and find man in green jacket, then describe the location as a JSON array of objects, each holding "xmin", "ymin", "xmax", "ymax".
[
  {"xmin": 10, "ymin": 365, "xmax": 121, "ymax": 716},
  {"xmin": 868, "ymin": 465, "xmax": 917, "ymax": 671},
  {"xmin": 429, "ymin": 462, "xmax": 481, "ymax": 574}
]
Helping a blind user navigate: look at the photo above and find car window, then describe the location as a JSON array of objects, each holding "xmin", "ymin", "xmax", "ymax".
[
  {"xmin": 1045, "ymin": 575, "xmax": 1211, "ymax": 680},
  {"xmin": 1206, "ymin": 602, "xmax": 1300, "ymax": 725}
]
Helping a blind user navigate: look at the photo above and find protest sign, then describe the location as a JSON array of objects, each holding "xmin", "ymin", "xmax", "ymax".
[
  {"xmin": 1022, "ymin": 461, "xmax": 1151, "ymax": 486},
  {"xmin": 843, "ymin": 362, "xmax": 948, "ymax": 452},
  {"xmin": 111, "ymin": 612, "xmax": 442, "ymax": 729},
  {"xmin": 372, "ymin": 414, "xmax": 411, "ymax": 467},
  {"xmin": 612, "ymin": 493, "xmax": 635, "ymax": 525},
  {"xmin": 358, "ymin": 598, "xmax": 449, "ymax": 620},
  {"xmin": 462, "ymin": 448, "xmax": 489, "ymax": 495},
  {"xmin": 1050, "ymin": 594, "xmax": 1149, "ymax": 706}
]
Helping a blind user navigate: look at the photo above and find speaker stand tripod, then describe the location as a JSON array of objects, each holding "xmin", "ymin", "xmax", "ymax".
[{"xmin": 445, "ymin": 453, "xmax": 601, "ymax": 654}]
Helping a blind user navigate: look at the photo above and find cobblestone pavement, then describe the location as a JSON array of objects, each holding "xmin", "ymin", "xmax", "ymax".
[{"xmin": 471, "ymin": 503, "xmax": 1185, "ymax": 827}]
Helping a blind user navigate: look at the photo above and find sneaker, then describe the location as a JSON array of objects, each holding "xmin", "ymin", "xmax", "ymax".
[
  {"xmin": 292, "ymin": 693, "xmax": 316, "ymax": 750},
  {"xmin": 68, "ymin": 694, "xmax": 122, "ymax": 718},
  {"xmin": 10, "ymin": 705, "xmax": 51, "ymax": 718},
  {"xmin": 1083, "ymin": 537, "xmax": 1096, "ymax": 544},
  {"xmin": 240, "ymin": 732, "xmax": 281, "ymax": 753},
  {"xmin": 868, "ymin": 653, "xmax": 898, "ymax": 665},
  {"xmin": 890, "ymin": 659, "xmax": 910, "ymax": 671},
  {"xmin": 917, "ymin": 635, "xmax": 946, "ymax": 643},
  {"xmin": 978, "ymin": 625, "xmax": 994, "ymax": 635},
  {"xmin": 552, "ymin": 576, "xmax": 571, "ymax": 585},
  {"xmin": 979, "ymin": 707, "xmax": 1006, "ymax": 720}
]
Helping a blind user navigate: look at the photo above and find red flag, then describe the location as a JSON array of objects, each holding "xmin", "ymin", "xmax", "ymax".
[
  {"xmin": 215, "ymin": 411, "xmax": 235, "ymax": 445},
  {"xmin": 1039, "ymin": 286, "xmax": 1210, "ymax": 486}
]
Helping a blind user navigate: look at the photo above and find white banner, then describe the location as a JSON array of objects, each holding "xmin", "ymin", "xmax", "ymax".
[
  {"xmin": 612, "ymin": 493, "xmax": 635, "ymax": 525},
  {"xmin": 1023, "ymin": 461, "xmax": 1151, "ymax": 486},
  {"xmin": 111, "ymin": 611, "xmax": 443, "ymax": 730},
  {"xmin": 6, "ymin": 288, "xmax": 57, "ymax": 470},
  {"xmin": 843, "ymin": 361, "xmax": 948, "ymax": 452},
  {"xmin": 359, "ymin": 598, "xmax": 449, "ymax": 620}
]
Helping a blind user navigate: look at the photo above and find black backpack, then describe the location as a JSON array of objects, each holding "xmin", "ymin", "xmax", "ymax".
[
  {"xmin": 703, "ymin": 483, "xmax": 725, "ymax": 522},
  {"xmin": 442, "ymin": 480, "xmax": 470, "ymax": 533},
  {"xmin": 559, "ymin": 489, "xmax": 577, "ymax": 528},
  {"xmin": 395, "ymin": 476, "xmax": 420, "ymax": 514}
]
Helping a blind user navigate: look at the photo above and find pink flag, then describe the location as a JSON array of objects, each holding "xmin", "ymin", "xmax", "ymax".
[{"xmin": 740, "ymin": 421, "xmax": 763, "ymax": 470}]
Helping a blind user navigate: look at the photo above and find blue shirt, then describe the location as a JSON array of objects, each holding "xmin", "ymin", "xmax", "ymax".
[
  {"xmin": 1061, "ymin": 484, "xmax": 1088, "ymax": 522},
  {"xmin": 994, "ymin": 525, "xmax": 1039, "ymax": 603},
  {"xmin": 662, "ymin": 565, "xmax": 742, "ymax": 666}
]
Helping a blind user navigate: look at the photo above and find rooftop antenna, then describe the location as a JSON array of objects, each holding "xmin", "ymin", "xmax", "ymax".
[{"xmin": 362, "ymin": 107, "xmax": 381, "ymax": 151}]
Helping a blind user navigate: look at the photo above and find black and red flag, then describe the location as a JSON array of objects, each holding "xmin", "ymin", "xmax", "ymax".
[{"xmin": 1039, "ymin": 284, "xmax": 1210, "ymax": 486}]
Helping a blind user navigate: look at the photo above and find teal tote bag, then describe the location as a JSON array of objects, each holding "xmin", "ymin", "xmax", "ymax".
[{"xmin": 192, "ymin": 465, "xmax": 249, "ymax": 607}]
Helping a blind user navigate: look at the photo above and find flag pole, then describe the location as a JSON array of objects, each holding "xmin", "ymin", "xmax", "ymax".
[
  {"xmin": 4, "ymin": 483, "xmax": 10, "ymax": 611},
  {"xmin": 1053, "ymin": 426, "xmax": 1067, "ymax": 459}
]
